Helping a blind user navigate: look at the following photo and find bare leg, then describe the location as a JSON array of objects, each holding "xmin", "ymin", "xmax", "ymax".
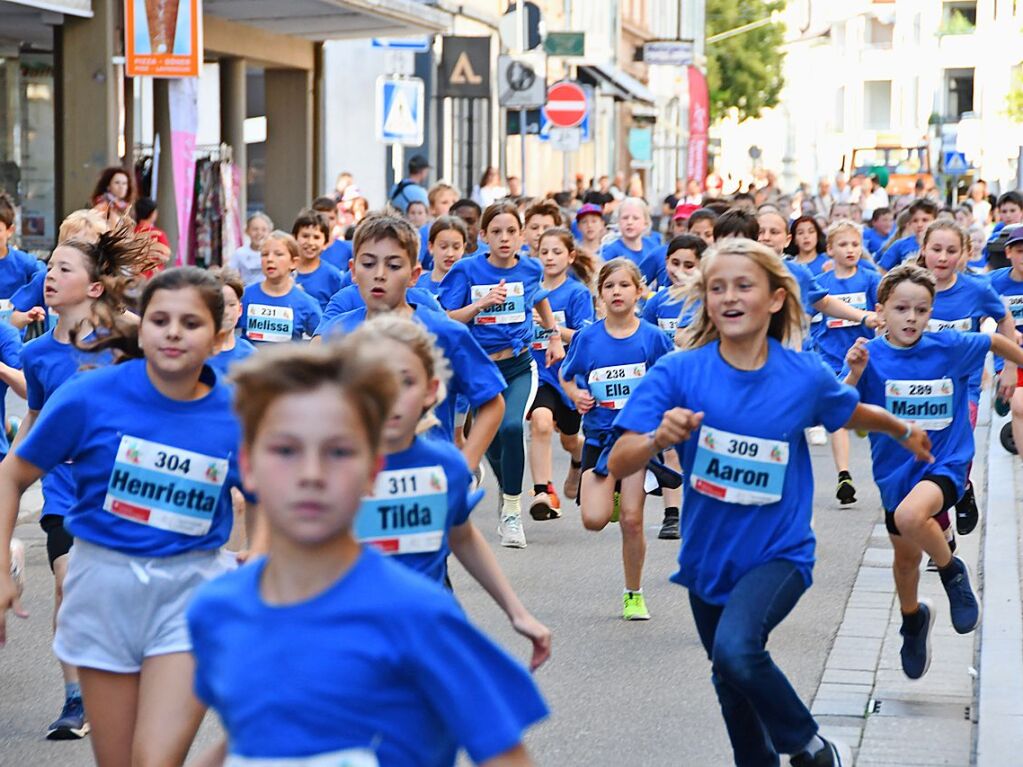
[
  {"xmin": 579, "ymin": 470, "xmax": 615, "ymax": 531},
  {"xmin": 618, "ymin": 471, "xmax": 648, "ymax": 591},
  {"xmin": 892, "ymin": 481, "xmax": 952, "ymax": 567},
  {"xmin": 830, "ymin": 428, "xmax": 850, "ymax": 473},
  {"xmin": 1011, "ymin": 388, "xmax": 1023, "ymax": 457},
  {"xmin": 78, "ymin": 668, "xmax": 139, "ymax": 767},
  {"xmin": 661, "ymin": 449, "xmax": 682, "ymax": 512},
  {"xmin": 559, "ymin": 431, "xmax": 583, "ymax": 463},
  {"xmin": 891, "ymin": 534, "xmax": 923, "ymax": 614},
  {"xmin": 132, "ymin": 653, "xmax": 207, "ymax": 767},
  {"xmin": 528, "ymin": 408, "xmax": 554, "ymax": 489}
]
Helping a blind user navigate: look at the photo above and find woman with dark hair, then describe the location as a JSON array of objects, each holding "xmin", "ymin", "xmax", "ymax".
[
  {"xmin": 786, "ymin": 215, "xmax": 829, "ymax": 274},
  {"xmin": 472, "ymin": 166, "xmax": 508, "ymax": 208},
  {"xmin": 90, "ymin": 167, "xmax": 135, "ymax": 224}
]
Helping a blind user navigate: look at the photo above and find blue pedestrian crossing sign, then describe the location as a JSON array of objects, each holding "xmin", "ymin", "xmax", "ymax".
[
  {"xmin": 943, "ymin": 151, "xmax": 969, "ymax": 176},
  {"xmin": 376, "ymin": 77, "xmax": 425, "ymax": 146}
]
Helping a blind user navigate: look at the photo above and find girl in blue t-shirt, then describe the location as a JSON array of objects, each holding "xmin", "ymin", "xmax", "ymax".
[
  {"xmin": 187, "ymin": 339, "xmax": 548, "ymax": 766},
  {"xmin": 815, "ymin": 221, "xmax": 881, "ymax": 507},
  {"xmin": 786, "ymin": 215, "xmax": 829, "ymax": 275},
  {"xmin": 416, "ymin": 215, "xmax": 467, "ymax": 296},
  {"xmin": 844, "ymin": 263, "xmax": 1023, "ymax": 681},
  {"xmin": 209, "ymin": 267, "xmax": 256, "ymax": 376},
  {"xmin": 348, "ymin": 316, "xmax": 551, "ymax": 667},
  {"xmin": 599, "ymin": 197, "xmax": 663, "ymax": 285},
  {"xmin": 439, "ymin": 201, "xmax": 564, "ymax": 550},
  {"xmin": 608, "ymin": 238, "xmax": 931, "ymax": 767},
  {"xmin": 560, "ymin": 258, "xmax": 673, "ymax": 621},
  {"xmin": 0, "ymin": 267, "xmax": 250, "ymax": 767},
  {"xmin": 241, "ymin": 231, "xmax": 322, "ymax": 344},
  {"xmin": 527, "ymin": 228, "xmax": 596, "ymax": 520}
]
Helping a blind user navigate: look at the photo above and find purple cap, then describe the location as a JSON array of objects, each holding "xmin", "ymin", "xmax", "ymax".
[
  {"xmin": 1005, "ymin": 225, "xmax": 1023, "ymax": 247},
  {"xmin": 575, "ymin": 203, "xmax": 604, "ymax": 221}
]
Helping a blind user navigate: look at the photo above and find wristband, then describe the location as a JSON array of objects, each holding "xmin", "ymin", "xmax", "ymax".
[
  {"xmin": 647, "ymin": 430, "xmax": 661, "ymax": 451},
  {"xmin": 897, "ymin": 423, "xmax": 912, "ymax": 442}
]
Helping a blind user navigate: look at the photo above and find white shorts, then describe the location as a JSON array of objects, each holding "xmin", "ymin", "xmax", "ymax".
[{"xmin": 54, "ymin": 539, "xmax": 237, "ymax": 673}]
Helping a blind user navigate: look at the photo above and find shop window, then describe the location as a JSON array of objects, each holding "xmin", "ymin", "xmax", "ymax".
[
  {"xmin": 945, "ymin": 68, "xmax": 975, "ymax": 120},
  {"xmin": 863, "ymin": 80, "xmax": 892, "ymax": 130}
]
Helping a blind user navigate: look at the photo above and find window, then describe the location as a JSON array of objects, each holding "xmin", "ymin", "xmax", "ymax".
[
  {"xmin": 941, "ymin": 1, "xmax": 977, "ymax": 33},
  {"xmin": 865, "ymin": 17, "xmax": 894, "ymax": 47},
  {"xmin": 863, "ymin": 80, "xmax": 892, "ymax": 129},
  {"xmin": 945, "ymin": 68, "xmax": 975, "ymax": 120}
]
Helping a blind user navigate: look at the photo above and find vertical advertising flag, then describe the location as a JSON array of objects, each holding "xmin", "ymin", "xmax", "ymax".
[
  {"xmin": 169, "ymin": 78, "xmax": 198, "ymax": 265},
  {"xmin": 687, "ymin": 66, "xmax": 709, "ymax": 191},
  {"xmin": 125, "ymin": 0, "xmax": 202, "ymax": 78}
]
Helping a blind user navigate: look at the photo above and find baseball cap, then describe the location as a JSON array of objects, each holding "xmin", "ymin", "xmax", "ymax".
[
  {"xmin": 1004, "ymin": 225, "xmax": 1023, "ymax": 247},
  {"xmin": 673, "ymin": 202, "xmax": 700, "ymax": 221},
  {"xmin": 575, "ymin": 203, "xmax": 603, "ymax": 222},
  {"xmin": 408, "ymin": 154, "xmax": 430, "ymax": 174}
]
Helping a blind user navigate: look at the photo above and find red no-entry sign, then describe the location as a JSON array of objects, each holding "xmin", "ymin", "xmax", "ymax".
[{"xmin": 545, "ymin": 81, "xmax": 587, "ymax": 128}]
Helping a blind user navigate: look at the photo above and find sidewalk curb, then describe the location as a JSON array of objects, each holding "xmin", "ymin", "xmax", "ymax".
[{"xmin": 975, "ymin": 411, "xmax": 1023, "ymax": 765}]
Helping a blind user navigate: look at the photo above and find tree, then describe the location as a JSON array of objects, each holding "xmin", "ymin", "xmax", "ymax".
[
  {"xmin": 705, "ymin": 0, "xmax": 786, "ymax": 123},
  {"xmin": 1008, "ymin": 65, "xmax": 1023, "ymax": 123}
]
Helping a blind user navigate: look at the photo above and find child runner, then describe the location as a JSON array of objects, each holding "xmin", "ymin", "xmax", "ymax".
[
  {"xmin": 416, "ymin": 216, "xmax": 468, "ymax": 294},
  {"xmin": 416, "ymin": 182, "xmax": 461, "ymax": 265},
  {"xmin": 406, "ymin": 199, "xmax": 430, "ymax": 229},
  {"xmin": 787, "ymin": 216, "xmax": 829, "ymax": 275},
  {"xmin": 292, "ymin": 210, "xmax": 343, "ymax": 311},
  {"xmin": 575, "ymin": 203, "xmax": 608, "ymax": 261},
  {"xmin": 523, "ymin": 200, "xmax": 562, "ymax": 257},
  {"xmin": 608, "ymin": 239, "xmax": 933, "ymax": 767},
  {"xmin": 527, "ymin": 227, "xmax": 596, "ymax": 519},
  {"xmin": 878, "ymin": 198, "xmax": 939, "ymax": 271},
  {"xmin": 208, "ymin": 267, "xmax": 256, "ymax": 376},
  {"xmin": 560, "ymin": 258, "xmax": 673, "ymax": 620},
  {"xmin": 439, "ymin": 201, "xmax": 565, "ymax": 549},
  {"xmin": 815, "ymin": 221, "xmax": 881, "ymax": 505},
  {"xmin": 601, "ymin": 197, "xmax": 662, "ymax": 285},
  {"xmin": 347, "ymin": 316, "xmax": 552, "ymax": 667},
  {"xmin": 229, "ymin": 212, "xmax": 273, "ymax": 286},
  {"xmin": 989, "ymin": 227, "xmax": 1023, "ymax": 455},
  {"xmin": 241, "ymin": 230, "xmax": 322, "ymax": 344},
  {"xmin": 686, "ymin": 208, "xmax": 717, "ymax": 247},
  {"xmin": 315, "ymin": 196, "xmax": 355, "ymax": 274},
  {"xmin": 0, "ymin": 267, "xmax": 253, "ymax": 766},
  {"xmin": 186, "ymin": 339, "xmax": 547, "ymax": 766},
  {"xmin": 0, "ymin": 194, "xmax": 45, "ymax": 325},
  {"xmin": 843, "ymin": 263, "xmax": 1023, "ymax": 680},
  {"xmin": 451, "ymin": 198, "xmax": 488, "ymax": 258}
]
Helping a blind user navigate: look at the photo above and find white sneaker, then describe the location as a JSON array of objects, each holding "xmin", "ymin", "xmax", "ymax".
[
  {"xmin": 498, "ymin": 514, "xmax": 527, "ymax": 548},
  {"xmin": 9, "ymin": 538, "xmax": 25, "ymax": 598},
  {"xmin": 807, "ymin": 425, "xmax": 828, "ymax": 446}
]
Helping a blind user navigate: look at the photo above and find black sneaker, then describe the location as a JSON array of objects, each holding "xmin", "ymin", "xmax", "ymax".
[
  {"xmin": 658, "ymin": 509, "xmax": 680, "ymax": 540},
  {"xmin": 836, "ymin": 476, "xmax": 856, "ymax": 505},
  {"xmin": 789, "ymin": 737, "xmax": 852, "ymax": 766},
  {"xmin": 899, "ymin": 600, "xmax": 934, "ymax": 680},
  {"xmin": 47, "ymin": 696, "xmax": 89, "ymax": 740},
  {"xmin": 954, "ymin": 482, "xmax": 979, "ymax": 535},
  {"xmin": 940, "ymin": 556, "xmax": 981, "ymax": 634}
]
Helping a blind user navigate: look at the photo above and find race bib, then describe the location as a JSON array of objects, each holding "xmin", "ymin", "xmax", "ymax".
[
  {"xmin": 690, "ymin": 425, "xmax": 789, "ymax": 505},
  {"xmin": 1003, "ymin": 295, "xmax": 1023, "ymax": 325},
  {"xmin": 588, "ymin": 362, "xmax": 646, "ymax": 410},
  {"xmin": 885, "ymin": 378, "xmax": 954, "ymax": 431},
  {"xmin": 0, "ymin": 299, "xmax": 12, "ymax": 324},
  {"xmin": 104, "ymin": 436, "xmax": 229, "ymax": 536},
  {"xmin": 826, "ymin": 292, "xmax": 867, "ymax": 329},
  {"xmin": 471, "ymin": 282, "xmax": 525, "ymax": 325},
  {"xmin": 246, "ymin": 304, "xmax": 294, "ymax": 342},
  {"xmin": 657, "ymin": 317, "xmax": 679, "ymax": 339},
  {"xmin": 532, "ymin": 310, "xmax": 565, "ymax": 350},
  {"xmin": 926, "ymin": 317, "xmax": 971, "ymax": 334},
  {"xmin": 356, "ymin": 466, "xmax": 447, "ymax": 555},
  {"xmin": 225, "ymin": 748, "xmax": 379, "ymax": 767}
]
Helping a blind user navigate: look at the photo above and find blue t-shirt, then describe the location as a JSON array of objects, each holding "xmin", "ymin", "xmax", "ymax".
[
  {"xmin": 16, "ymin": 359, "xmax": 244, "ymax": 556},
  {"xmin": 438, "ymin": 254, "xmax": 547, "ymax": 356},
  {"xmin": 241, "ymin": 282, "xmax": 322, "ymax": 344},
  {"xmin": 531, "ymin": 278, "xmax": 594, "ymax": 404},
  {"xmin": 878, "ymin": 234, "xmax": 920, "ymax": 271},
  {"xmin": 321, "ymin": 239, "xmax": 353, "ymax": 272},
  {"xmin": 295, "ymin": 260, "xmax": 344, "ymax": 311},
  {"xmin": 614, "ymin": 339, "xmax": 859, "ymax": 605},
  {"xmin": 317, "ymin": 305, "xmax": 506, "ymax": 443},
  {"xmin": 209, "ymin": 337, "xmax": 257, "ymax": 377},
  {"xmin": 21, "ymin": 329, "xmax": 110, "ymax": 518},
  {"xmin": 560, "ymin": 319, "xmax": 672, "ymax": 440},
  {"xmin": 641, "ymin": 288, "xmax": 697, "ymax": 342},
  {"xmin": 813, "ymin": 267, "xmax": 881, "ymax": 374},
  {"xmin": 863, "ymin": 226, "xmax": 886, "ymax": 256},
  {"xmin": 418, "ymin": 222, "xmax": 432, "ymax": 269},
  {"xmin": 785, "ymin": 260, "xmax": 828, "ymax": 335},
  {"xmin": 600, "ymin": 239, "xmax": 662, "ymax": 285},
  {"xmin": 927, "ymin": 273, "xmax": 1005, "ymax": 402},
  {"xmin": 796, "ymin": 253, "xmax": 829, "ymax": 276},
  {"xmin": 0, "ymin": 323, "xmax": 21, "ymax": 456},
  {"xmin": 187, "ymin": 548, "xmax": 548, "ymax": 764},
  {"xmin": 320, "ymin": 285, "xmax": 442, "ymax": 326},
  {"xmin": 989, "ymin": 266, "xmax": 1023, "ymax": 332},
  {"xmin": 11, "ymin": 268, "xmax": 44, "ymax": 312},
  {"xmin": 0, "ymin": 247, "xmax": 43, "ymax": 302},
  {"xmin": 415, "ymin": 271, "xmax": 445, "ymax": 295},
  {"xmin": 845, "ymin": 332, "xmax": 989, "ymax": 511},
  {"xmin": 356, "ymin": 437, "xmax": 481, "ymax": 583}
]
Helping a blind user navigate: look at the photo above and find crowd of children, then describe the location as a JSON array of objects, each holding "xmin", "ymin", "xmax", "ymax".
[{"xmin": 0, "ymin": 164, "xmax": 1019, "ymax": 767}]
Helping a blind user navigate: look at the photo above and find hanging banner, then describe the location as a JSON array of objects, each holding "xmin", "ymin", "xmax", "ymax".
[
  {"xmin": 125, "ymin": 0, "xmax": 203, "ymax": 78},
  {"xmin": 169, "ymin": 78, "xmax": 198, "ymax": 265},
  {"xmin": 687, "ymin": 66, "xmax": 709, "ymax": 191}
]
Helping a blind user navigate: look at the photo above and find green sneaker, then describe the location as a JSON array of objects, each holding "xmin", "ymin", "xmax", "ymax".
[
  {"xmin": 622, "ymin": 591, "xmax": 650, "ymax": 621},
  {"xmin": 610, "ymin": 491, "xmax": 621, "ymax": 523}
]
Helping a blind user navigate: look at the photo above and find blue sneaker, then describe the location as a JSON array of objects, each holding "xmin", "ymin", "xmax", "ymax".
[
  {"xmin": 46, "ymin": 696, "xmax": 89, "ymax": 740},
  {"xmin": 940, "ymin": 556, "xmax": 981, "ymax": 634},
  {"xmin": 899, "ymin": 600, "xmax": 934, "ymax": 680}
]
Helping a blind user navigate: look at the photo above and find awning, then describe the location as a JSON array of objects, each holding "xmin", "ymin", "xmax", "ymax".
[
  {"xmin": 579, "ymin": 63, "xmax": 655, "ymax": 106},
  {"xmin": 204, "ymin": 0, "xmax": 451, "ymax": 41},
  {"xmin": 4, "ymin": 0, "xmax": 91, "ymax": 16}
]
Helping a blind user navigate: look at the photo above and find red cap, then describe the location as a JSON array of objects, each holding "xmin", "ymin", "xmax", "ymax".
[{"xmin": 673, "ymin": 202, "xmax": 700, "ymax": 221}]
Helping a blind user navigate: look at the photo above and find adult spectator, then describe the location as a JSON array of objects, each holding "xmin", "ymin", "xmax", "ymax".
[
  {"xmin": 966, "ymin": 180, "xmax": 991, "ymax": 227},
  {"xmin": 472, "ymin": 166, "xmax": 507, "ymax": 208},
  {"xmin": 833, "ymin": 171, "xmax": 852, "ymax": 203},
  {"xmin": 861, "ymin": 174, "xmax": 889, "ymax": 220},
  {"xmin": 663, "ymin": 178, "xmax": 685, "ymax": 217},
  {"xmin": 389, "ymin": 154, "xmax": 430, "ymax": 214},
  {"xmin": 811, "ymin": 176, "xmax": 834, "ymax": 218},
  {"xmin": 90, "ymin": 166, "xmax": 134, "ymax": 224}
]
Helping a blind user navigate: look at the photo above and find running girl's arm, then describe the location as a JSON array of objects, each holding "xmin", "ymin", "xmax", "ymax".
[
  {"xmin": 0, "ymin": 363, "xmax": 27, "ymax": 400},
  {"xmin": 461, "ymin": 394, "xmax": 504, "ymax": 473},
  {"xmin": 990, "ymin": 332, "xmax": 1023, "ymax": 368},
  {"xmin": 533, "ymin": 298, "xmax": 565, "ymax": 366},
  {"xmin": 448, "ymin": 521, "xmax": 551, "ymax": 671},
  {"xmin": 842, "ymin": 404, "xmax": 933, "ymax": 462},
  {"xmin": 814, "ymin": 295, "xmax": 877, "ymax": 328},
  {"xmin": 558, "ymin": 373, "xmax": 594, "ymax": 414},
  {"xmin": 608, "ymin": 408, "xmax": 704, "ymax": 479},
  {"xmin": 9, "ymin": 307, "xmax": 45, "ymax": 330},
  {"xmin": 480, "ymin": 744, "xmax": 534, "ymax": 767},
  {"xmin": 187, "ymin": 738, "xmax": 227, "ymax": 767},
  {"xmin": 0, "ymin": 455, "xmax": 46, "ymax": 642},
  {"xmin": 8, "ymin": 409, "xmax": 36, "ymax": 453},
  {"xmin": 447, "ymin": 279, "xmax": 507, "ymax": 325}
]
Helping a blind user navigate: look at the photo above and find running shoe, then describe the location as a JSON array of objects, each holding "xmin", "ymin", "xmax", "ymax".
[
  {"xmin": 940, "ymin": 556, "xmax": 981, "ymax": 634},
  {"xmin": 789, "ymin": 737, "xmax": 852, "ymax": 766},
  {"xmin": 47, "ymin": 697, "xmax": 89, "ymax": 740},
  {"xmin": 658, "ymin": 509, "xmax": 680, "ymax": 540},
  {"xmin": 8, "ymin": 537, "xmax": 25, "ymax": 597},
  {"xmin": 898, "ymin": 600, "xmax": 934, "ymax": 680},
  {"xmin": 563, "ymin": 464, "xmax": 581, "ymax": 501},
  {"xmin": 954, "ymin": 481, "xmax": 979, "ymax": 535},
  {"xmin": 497, "ymin": 514, "xmax": 527, "ymax": 548},
  {"xmin": 622, "ymin": 591, "xmax": 650, "ymax": 621},
  {"xmin": 529, "ymin": 491, "xmax": 560, "ymax": 521},
  {"xmin": 835, "ymin": 476, "xmax": 856, "ymax": 505},
  {"xmin": 610, "ymin": 491, "xmax": 621, "ymax": 524},
  {"xmin": 807, "ymin": 425, "xmax": 828, "ymax": 446},
  {"xmin": 546, "ymin": 482, "xmax": 561, "ymax": 511}
]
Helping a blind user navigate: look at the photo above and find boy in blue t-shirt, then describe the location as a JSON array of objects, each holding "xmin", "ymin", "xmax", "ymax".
[
  {"xmin": 292, "ymin": 209, "xmax": 343, "ymax": 310},
  {"xmin": 240, "ymin": 231, "xmax": 322, "ymax": 344},
  {"xmin": 878, "ymin": 198, "xmax": 938, "ymax": 271},
  {"xmin": 0, "ymin": 194, "xmax": 44, "ymax": 324}
]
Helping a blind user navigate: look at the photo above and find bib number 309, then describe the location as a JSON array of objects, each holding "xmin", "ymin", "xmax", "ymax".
[{"xmin": 690, "ymin": 425, "xmax": 789, "ymax": 505}]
